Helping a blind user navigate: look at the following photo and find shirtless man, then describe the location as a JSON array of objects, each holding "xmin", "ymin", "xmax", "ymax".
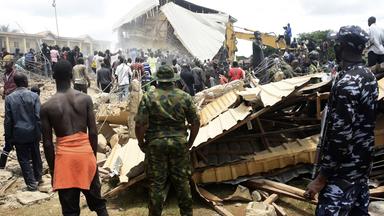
[{"xmin": 41, "ymin": 60, "xmax": 108, "ymax": 216}]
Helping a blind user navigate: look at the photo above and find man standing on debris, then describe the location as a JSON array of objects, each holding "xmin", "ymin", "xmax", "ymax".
[
  {"xmin": 0, "ymin": 54, "xmax": 18, "ymax": 169},
  {"xmin": 72, "ymin": 57, "xmax": 91, "ymax": 94},
  {"xmin": 135, "ymin": 65, "xmax": 200, "ymax": 216},
  {"xmin": 97, "ymin": 60, "xmax": 113, "ymax": 93},
  {"xmin": 41, "ymin": 60, "xmax": 108, "ymax": 216},
  {"xmin": 367, "ymin": 16, "xmax": 384, "ymax": 70},
  {"xmin": 4, "ymin": 73, "xmax": 42, "ymax": 191},
  {"xmin": 305, "ymin": 26, "xmax": 378, "ymax": 216},
  {"xmin": 115, "ymin": 57, "xmax": 132, "ymax": 101},
  {"xmin": 228, "ymin": 61, "xmax": 245, "ymax": 81}
]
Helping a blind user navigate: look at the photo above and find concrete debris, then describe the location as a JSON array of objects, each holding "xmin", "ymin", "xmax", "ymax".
[
  {"xmin": 245, "ymin": 202, "xmax": 277, "ymax": 216},
  {"xmin": 223, "ymin": 185, "xmax": 252, "ymax": 202},
  {"xmin": 251, "ymin": 190, "xmax": 262, "ymax": 202},
  {"xmin": 0, "ymin": 170, "xmax": 13, "ymax": 184},
  {"xmin": 194, "ymin": 80, "xmax": 244, "ymax": 107},
  {"xmin": 369, "ymin": 201, "xmax": 384, "ymax": 216},
  {"xmin": 16, "ymin": 191, "xmax": 50, "ymax": 205},
  {"xmin": 97, "ymin": 134, "xmax": 108, "ymax": 153}
]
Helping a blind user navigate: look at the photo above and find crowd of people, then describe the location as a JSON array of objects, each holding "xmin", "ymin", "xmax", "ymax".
[{"xmin": 0, "ymin": 15, "xmax": 383, "ymax": 216}]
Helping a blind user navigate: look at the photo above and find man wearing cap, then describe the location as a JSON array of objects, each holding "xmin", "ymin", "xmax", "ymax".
[
  {"xmin": 305, "ymin": 26, "xmax": 378, "ymax": 215},
  {"xmin": 135, "ymin": 65, "xmax": 200, "ymax": 216},
  {"xmin": 0, "ymin": 54, "xmax": 17, "ymax": 168}
]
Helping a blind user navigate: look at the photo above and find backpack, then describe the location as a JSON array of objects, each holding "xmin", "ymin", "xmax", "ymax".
[{"xmin": 91, "ymin": 60, "xmax": 97, "ymax": 69}]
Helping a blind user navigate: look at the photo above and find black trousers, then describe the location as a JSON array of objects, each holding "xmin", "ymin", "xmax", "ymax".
[
  {"xmin": 57, "ymin": 171, "xmax": 108, "ymax": 216},
  {"xmin": 0, "ymin": 142, "xmax": 13, "ymax": 168},
  {"xmin": 100, "ymin": 84, "xmax": 111, "ymax": 93},
  {"xmin": 15, "ymin": 142, "xmax": 43, "ymax": 188},
  {"xmin": 368, "ymin": 51, "xmax": 384, "ymax": 67},
  {"xmin": 74, "ymin": 83, "xmax": 88, "ymax": 94}
]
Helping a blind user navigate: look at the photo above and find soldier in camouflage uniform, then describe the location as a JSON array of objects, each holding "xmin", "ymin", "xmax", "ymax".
[
  {"xmin": 135, "ymin": 65, "xmax": 200, "ymax": 216},
  {"xmin": 305, "ymin": 26, "xmax": 378, "ymax": 216},
  {"xmin": 308, "ymin": 50, "xmax": 322, "ymax": 74}
]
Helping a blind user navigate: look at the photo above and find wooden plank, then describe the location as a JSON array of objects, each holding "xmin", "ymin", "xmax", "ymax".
[
  {"xmin": 0, "ymin": 178, "xmax": 17, "ymax": 197},
  {"xmin": 370, "ymin": 186, "xmax": 384, "ymax": 196},
  {"xmin": 246, "ymin": 182, "xmax": 317, "ymax": 205},
  {"xmin": 263, "ymin": 193, "xmax": 278, "ymax": 205},
  {"xmin": 251, "ymin": 179, "xmax": 317, "ymax": 202},
  {"xmin": 260, "ymin": 191, "xmax": 287, "ymax": 216},
  {"xmin": 102, "ymin": 173, "xmax": 145, "ymax": 198},
  {"xmin": 194, "ymin": 184, "xmax": 234, "ymax": 216}
]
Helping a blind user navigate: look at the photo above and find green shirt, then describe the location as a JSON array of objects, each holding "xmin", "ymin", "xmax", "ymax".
[{"xmin": 135, "ymin": 85, "xmax": 199, "ymax": 141}]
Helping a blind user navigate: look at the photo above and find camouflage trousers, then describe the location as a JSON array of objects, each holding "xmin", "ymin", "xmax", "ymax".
[
  {"xmin": 316, "ymin": 178, "xmax": 370, "ymax": 216},
  {"xmin": 146, "ymin": 137, "xmax": 192, "ymax": 216}
]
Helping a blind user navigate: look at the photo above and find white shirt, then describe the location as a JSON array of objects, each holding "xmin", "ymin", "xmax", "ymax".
[
  {"xmin": 368, "ymin": 23, "xmax": 384, "ymax": 55},
  {"xmin": 93, "ymin": 55, "xmax": 104, "ymax": 71},
  {"xmin": 115, "ymin": 63, "xmax": 131, "ymax": 86}
]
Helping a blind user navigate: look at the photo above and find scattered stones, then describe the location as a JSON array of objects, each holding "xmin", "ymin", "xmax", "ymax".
[
  {"xmin": 245, "ymin": 202, "xmax": 277, "ymax": 216},
  {"xmin": 1, "ymin": 194, "xmax": 22, "ymax": 209},
  {"xmin": 234, "ymin": 203, "xmax": 242, "ymax": 207},
  {"xmin": 16, "ymin": 191, "xmax": 50, "ymax": 205},
  {"xmin": 0, "ymin": 170, "xmax": 13, "ymax": 183},
  {"xmin": 251, "ymin": 190, "xmax": 262, "ymax": 202},
  {"xmin": 369, "ymin": 201, "xmax": 384, "ymax": 216}
]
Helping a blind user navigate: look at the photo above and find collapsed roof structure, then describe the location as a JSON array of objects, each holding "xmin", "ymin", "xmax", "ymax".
[{"xmin": 113, "ymin": 0, "xmax": 235, "ymax": 60}]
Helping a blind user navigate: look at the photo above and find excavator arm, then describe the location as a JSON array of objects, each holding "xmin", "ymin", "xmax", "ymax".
[{"xmin": 225, "ymin": 22, "xmax": 286, "ymax": 61}]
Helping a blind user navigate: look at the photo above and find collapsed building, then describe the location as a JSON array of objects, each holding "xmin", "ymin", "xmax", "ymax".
[
  {"xmin": 96, "ymin": 74, "xmax": 384, "ymax": 215},
  {"xmin": 113, "ymin": 0, "xmax": 236, "ymax": 60}
]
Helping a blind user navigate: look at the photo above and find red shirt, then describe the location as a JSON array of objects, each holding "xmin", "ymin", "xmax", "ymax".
[{"xmin": 228, "ymin": 67, "xmax": 244, "ymax": 81}]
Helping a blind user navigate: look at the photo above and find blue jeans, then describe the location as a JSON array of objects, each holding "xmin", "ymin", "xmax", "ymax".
[
  {"xmin": 118, "ymin": 84, "xmax": 129, "ymax": 101},
  {"xmin": 15, "ymin": 142, "xmax": 43, "ymax": 188}
]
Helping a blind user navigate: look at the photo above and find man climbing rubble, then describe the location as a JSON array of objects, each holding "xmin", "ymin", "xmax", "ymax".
[
  {"xmin": 135, "ymin": 65, "xmax": 200, "ymax": 216},
  {"xmin": 304, "ymin": 26, "xmax": 378, "ymax": 216},
  {"xmin": 41, "ymin": 60, "xmax": 108, "ymax": 216}
]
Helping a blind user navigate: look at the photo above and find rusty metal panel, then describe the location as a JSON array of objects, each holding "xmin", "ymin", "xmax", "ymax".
[
  {"xmin": 192, "ymin": 135, "xmax": 319, "ymax": 184},
  {"xmin": 238, "ymin": 74, "xmax": 325, "ymax": 106},
  {"xmin": 193, "ymin": 104, "xmax": 252, "ymax": 148},
  {"xmin": 199, "ymin": 91, "xmax": 239, "ymax": 126}
]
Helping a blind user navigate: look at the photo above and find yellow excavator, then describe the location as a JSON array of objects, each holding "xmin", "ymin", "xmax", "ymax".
[{"xmin": 225, "ymin": 22, "xmax": 287, "ymax": 61}]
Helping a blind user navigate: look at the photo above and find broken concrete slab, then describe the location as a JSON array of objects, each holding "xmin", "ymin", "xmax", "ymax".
[
  {"xmin": 251, "ymin": 190, "xmax": 262, "ymax": 202},
  {"xmin": 245, "ymin": 202, "xmax": 277, "ymax": 216},
  {"xmin": 98, "ymin": 134, "xmax": 108, "ymax": 153},
  {"xmin": 16, "ymin": 191, "xmax": 50, "ymax": 205},
  {"xmin": 223, "ymin": 185, "xmax": 252, "ymax": 202},
  {"xmin": 369, "ymin": 201, "xmax": 384, "ymax": 216}
]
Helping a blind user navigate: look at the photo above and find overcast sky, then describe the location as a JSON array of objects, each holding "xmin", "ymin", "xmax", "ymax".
[{"xmin": 1, "ymin": 0, "xmax": 384, "ymax": 55}]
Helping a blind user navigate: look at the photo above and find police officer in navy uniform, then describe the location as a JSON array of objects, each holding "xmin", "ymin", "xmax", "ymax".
[{"xmin": 305, "ymin": 26, "xmax": 378, "ymax": 216}]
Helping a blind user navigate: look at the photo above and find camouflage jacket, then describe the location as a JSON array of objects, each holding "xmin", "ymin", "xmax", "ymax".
[
  {"xmin": 319, "ymin": 64, "xmax": 378, "ymax": 181},
  {"xmin": 135, "ymin": 84, "xmax": 199, "ymax": 141}
]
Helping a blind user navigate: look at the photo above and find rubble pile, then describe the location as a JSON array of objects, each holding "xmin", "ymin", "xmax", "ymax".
[{"xmin": 99, "ymin": 73, "xmax": 384, "ymax": 215}]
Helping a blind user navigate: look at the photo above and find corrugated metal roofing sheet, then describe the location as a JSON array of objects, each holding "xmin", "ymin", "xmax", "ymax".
[
  {"xmin": 193, "ymin": 104, "xmax": 252, "ymax": 148},
  {"xmin": 199, "ymin": 91, "xmax": 239, "ymax": 126},
  {"xmin": 237, "ymin": 73, "xmax": 326, "ymax": 107},
  {"xmin": 192, "ymin": 135, "xmax": 319, "ymax": 184},
  {"xmin": 113, "ymin": 0, "xmax": 159, "ymax": 30},
  {"xmin": 103, "ymin": 139, "xmax": 145, "ymax": 183},
  {"xmin": 161, "ymin": 2, "xmax": 229, "ymax": 60}
]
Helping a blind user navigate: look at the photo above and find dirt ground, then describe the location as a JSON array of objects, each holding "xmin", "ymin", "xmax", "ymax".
[{"xmin": 0, "ymin": 77, "xmax": 316, "ymax": 216}]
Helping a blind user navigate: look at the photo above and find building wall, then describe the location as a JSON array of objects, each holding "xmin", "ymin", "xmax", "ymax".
[{"xmin": 0, "ymin": 32, "xmax": 110, "ymax": 56}]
